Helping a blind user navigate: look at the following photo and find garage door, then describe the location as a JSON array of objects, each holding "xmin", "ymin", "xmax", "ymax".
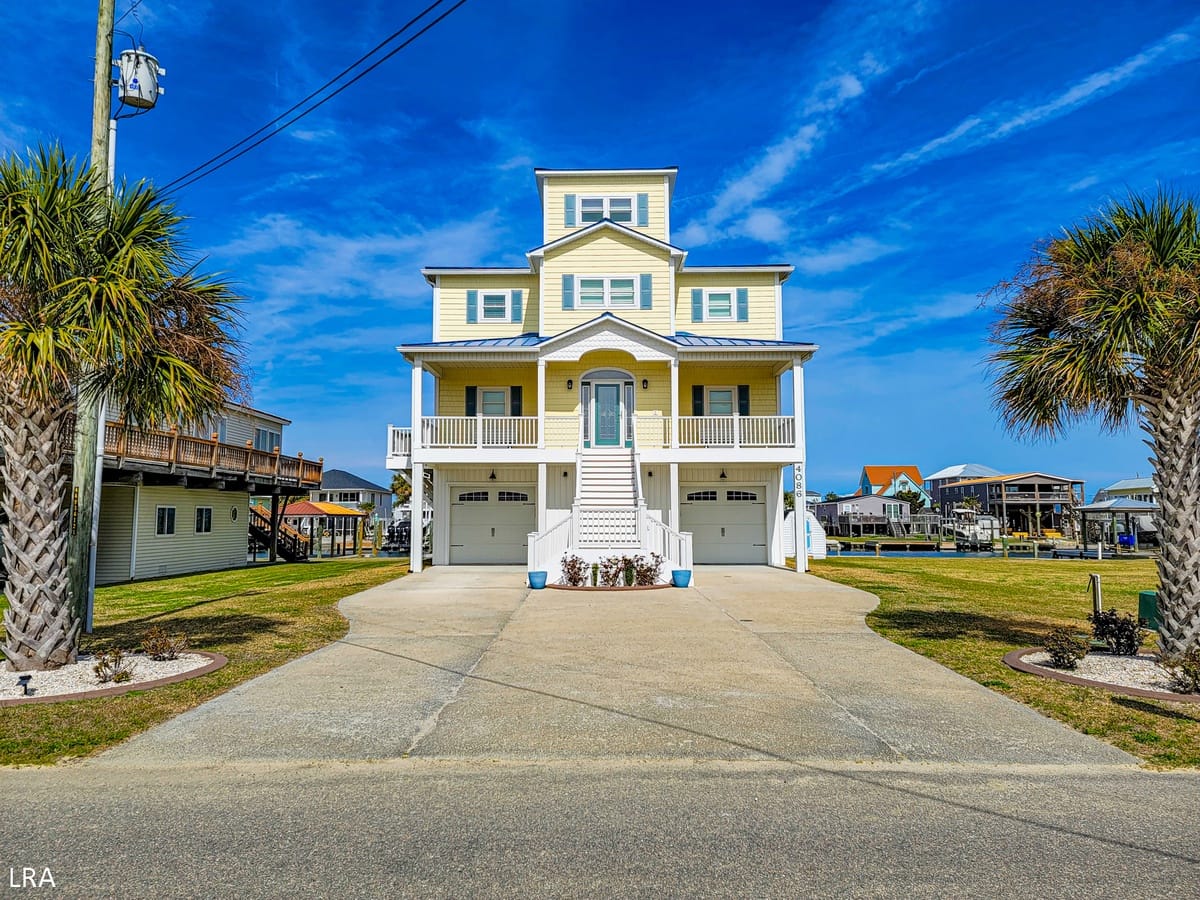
[
  {"xmin": 449, "ymin": 486, "xmax": 536, "ymax": 564},
  {"xmin": 680, "ymin": 486, "xmax": 768, "ymax": 564}
]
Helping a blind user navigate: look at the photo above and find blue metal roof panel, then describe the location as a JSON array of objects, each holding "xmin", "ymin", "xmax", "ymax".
[
  {"xmin": 402, "ymin": 333, "xmax": 546, "ymax": 348},
  {"xmin": 670, "ymin": 332, "xmax": 814, "ymax": 347}
]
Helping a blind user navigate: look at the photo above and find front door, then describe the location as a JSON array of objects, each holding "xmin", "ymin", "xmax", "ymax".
[{"xmin": 594, "ymin": 383, "xmax": 621, "ymax": 447}]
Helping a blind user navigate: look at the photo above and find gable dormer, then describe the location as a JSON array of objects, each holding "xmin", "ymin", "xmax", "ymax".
[{"xmin": 536, "ymin": 168, "xmax": 677, "ymax": 245}]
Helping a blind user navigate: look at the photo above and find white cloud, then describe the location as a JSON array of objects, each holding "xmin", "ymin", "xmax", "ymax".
[
  {"xmin": 738, "ymin": 208, "xmax": 790, "ymax": 244},
  {"xmin": 794, "ymin": 235, "xmax": 903, "ymax": 275}
]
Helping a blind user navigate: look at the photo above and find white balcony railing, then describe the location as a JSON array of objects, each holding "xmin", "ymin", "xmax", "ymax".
[
  {"xmin": 422, "ymin": 416, "xmax": 538, "ymax": 448},
  {"xmin": 678, "ymin": 415, "xmax": 795, "ymax": 448},
  {"xmin": 388, "ymin": 425, "xmax": 412, "ymax": 458}
]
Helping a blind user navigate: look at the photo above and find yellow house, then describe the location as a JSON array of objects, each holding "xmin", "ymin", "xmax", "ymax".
[{"xmin": 385, "ymin": 167, "xmax": 817, "ymax": 578}]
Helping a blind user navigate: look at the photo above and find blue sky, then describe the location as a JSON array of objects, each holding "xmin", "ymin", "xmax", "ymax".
[{"xmin": 4, "ymin": 0, "xmax": 1199, "ymax": 498}]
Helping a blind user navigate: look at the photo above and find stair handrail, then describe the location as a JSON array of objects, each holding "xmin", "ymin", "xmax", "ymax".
[
  {"xmin": 641, "ymin": 509, "xmax": 693, "ymax": 579},
  {"xmin": 527, "ymin": 514, "xmax": 574, "ymax": 579}
]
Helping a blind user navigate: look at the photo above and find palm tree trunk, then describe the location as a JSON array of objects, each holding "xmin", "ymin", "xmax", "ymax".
[
  {"xmin": 1145, "ymin": 389, "xmax": 1200, "ymax": 656},
  {"xmin": 0, "ymin": 399, "xmax": 80, "ymax": 670}
]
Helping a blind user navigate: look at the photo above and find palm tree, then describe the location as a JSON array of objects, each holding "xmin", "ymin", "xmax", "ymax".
[
  {"xmin": 0, "ymin": 147, "xmax": 243, "ymax": 670},
  {"xmin": 989, "ymin": 191, "xmax": 1200, "ymax": 655},
  {"xmin": 391, "ymin": 471, "xmax": 412, "ymax": 505}
]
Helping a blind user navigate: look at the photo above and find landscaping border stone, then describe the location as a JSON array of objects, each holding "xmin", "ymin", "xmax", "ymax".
[
  {"xmin": 1003, "ymin": 647, "xmax": 1200, "ymax": 704},
  {"xmin": 546, "ymin": 584, "xmax": 675, "ymax": 592},
  {"xmin": 0, "ymin": 651, "xmax": 228, "ymax": 707}
]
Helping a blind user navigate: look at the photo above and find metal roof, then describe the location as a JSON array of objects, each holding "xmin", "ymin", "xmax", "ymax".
[
  {"xmin": 320, "ymin": 469, "xmax": 390, "ymax": 492},
  {"xmin": 925, "ymin": 463, "xmax": 1004, "ymax": 482},
  {"xmin": 1102, "ymin": 477, "xmax": 1155, "ymax": 492},
  {"xmin": 669, "ymin": 332, "xmax": 815, "ymax": 348},
  {"xmin": 401, "ymin": 333, "xmax": 546, "ymax": 349},
  {"xmin": 400, "ymin": 323, "xmax": 816, "ymax": 352},
  {"xmin": 1078, "ymin": 498, "xmax": 1159, "ymax": 512}
]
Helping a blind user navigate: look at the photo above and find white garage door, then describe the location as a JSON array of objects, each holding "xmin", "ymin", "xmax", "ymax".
[
  {"xmin": 449, "ymin": 486, "xmax": 536, "ymax": 564},
  {"xmin": 680, "ymin": 485, "xmax": 768, "ymax": 564}
]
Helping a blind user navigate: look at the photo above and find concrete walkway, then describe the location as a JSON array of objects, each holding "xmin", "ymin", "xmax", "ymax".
[{"xmin": 103, "ymin": 564, "xmax": 1133, "ymax": 767}]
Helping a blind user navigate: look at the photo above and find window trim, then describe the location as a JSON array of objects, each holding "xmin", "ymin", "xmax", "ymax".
[
  {"xmin": 685, "ymin": 490, "xmax": 718, "ymax": 502},
  {"xmin": 578, "ymin": 195, "xmax": 635, "ymax": 225},
  {"xmin": 479, "ymin": 289, "xmax": 517, "ymax": 323},
  {"xmin": 195, "ymin": 506, "xmax": 213, "ymax": 534},
  {"xmin": 575, "ymin": 275, "xmax": 639, "ymax": 309},
  {"xmin": 457, "ymin": 490, "xmax": 489, "ymax": 502},
  {"xmin": 705, "ymin": 385, "xmax": 736, "ymax": 417},
  {"xmin": 155, "ymin": 505, "xmax": 176, "ymax": 536},
  {"xmin": 703, "ymin": 288, "xmax": 735, "ymax": 321},
  {"xmin": 478, "ymin": 386, "xmax": 510, "ymax": 418},
  {"xmin": 253, "ymin": 427, "xmax": 281, "ymax": 452}
]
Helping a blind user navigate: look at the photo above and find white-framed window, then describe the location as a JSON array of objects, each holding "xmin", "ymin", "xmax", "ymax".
[
  {"xmin": 578, "ymin": 276, "xmax": 637, "ymax": 308},
  {"xmin": 479, "ymin": 387, "xmax": 509, "ymax": 417},
  {"xmin": 726, "ymin": 490, "xmax": 758, "ymax": 502},
  {"xmin": 579, "ymin": 196, "xmax": 634, "ymax": 225},
  {"xmin": 686, "ymin": 490, "xmax": 718, "ymax": 502},
  {"xmin": 253, "ymin": 427, "xmax": 281, "ymax": 452},
  {"xmin": 704, "ymin": 289, "xmax": 734, "ymax": 320},
  {"xmin": 883, "ymin": 502, "xmax": 902, "ymax": 518},
  {"xmin": 156, "ymin": 506, "xmax": 176, "ymax": 536},
  {"xmin": 195, "ymin": 507, "xmax": 213, "ymax": 534},
  {"xmin": 337, "ymin": 491, "xmax": 358, "ymax": 503},
  {"xmin": 497, "ymin": 491, "xmax": 529, "ymax": 502},
  {"xmin": 481, "ymin": 290, "xmax": 514, "ymax": 322},
  {"xmin": 706, "ymin": 386, "xmax": 735, "ymax": 417},
  {"xmin": 458, "ymin": 491, "xmax": 489, "ymax": 502}
]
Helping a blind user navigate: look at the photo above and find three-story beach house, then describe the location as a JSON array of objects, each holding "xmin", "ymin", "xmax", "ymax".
[{"xmin": 385, "ymin": 167, "xmax": 817, "ymax": 580}]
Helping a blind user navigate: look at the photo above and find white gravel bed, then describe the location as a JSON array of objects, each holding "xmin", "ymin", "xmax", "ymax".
[
  {"xmin": 1025, "ymin": 649, "xmax": 1179, "ymax": 693},
  {"xmin": 2, "ymin": 652, "xmax": 211, "ymax": 700}
]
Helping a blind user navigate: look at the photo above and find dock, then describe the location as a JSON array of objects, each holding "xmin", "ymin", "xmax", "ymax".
[{"xmin": 862, "ymin": 541, "xmax": 940, "ymax": 552}]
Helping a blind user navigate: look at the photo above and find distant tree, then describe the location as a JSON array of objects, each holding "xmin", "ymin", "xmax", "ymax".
[
  {"xmin": 961, "ymin": 495, "xmax": 981, "ymax": 512},
  {"xmin": 783, "ymin": 491, "xmax": 795, "ymax": 510},
  {"xmin": 892, "ymin": 489, "xmax": 926, "ymax": 511},
  {"xmin": 824, "ymin": 491, "xmax": 840, "ymax": 502},
  {"xmin": 989, "ymin": 190, "xmax": 1200, "ymax": 655},
  {"xmin": 391, "ymin": 472, "xmax": 412, "ymax": 505},
  {"xmin": 358, "ymin": 500, "xmax": 376, "ymax": 517}
]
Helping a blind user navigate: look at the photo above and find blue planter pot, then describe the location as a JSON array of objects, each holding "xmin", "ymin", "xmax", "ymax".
[
  {"xmin": 528, "ymin": 571, "xmax": 548, "ymax": 590},
  {"xmin": 671, "ymin": 569, "xmax": 692, "ymax": 588}
]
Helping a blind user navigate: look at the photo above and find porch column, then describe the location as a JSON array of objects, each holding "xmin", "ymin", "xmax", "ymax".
[
  {"xmin": 537, "ymin": 359, "xmax": 547, "ymax": 449},
  {"xmin": 410, "ymin": 359, "xmax": 424, "ymax": 454},
  {"xmin": 669, "ymin": 358, "xmax": 679, "ymax": 448},
  {"xmin": 792, "ymin": 358, "xmax": 807, "ymax": 573},
  {"xmin": 410, "ymin": 462, "xmax": 424, "ymax": 573},
  {"xmin": 537, "ymin": 463, "xmax": 547, "ymax": 532},
  {"xmin": 669, "ymin": 463, "xmax": 680, "ymax": 530}
]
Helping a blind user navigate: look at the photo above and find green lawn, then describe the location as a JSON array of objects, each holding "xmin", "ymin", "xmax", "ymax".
[
  {"xmin": 811, "ymin": 556, "xmax": 1200, "ymax": 768},
  {"xmin": 0, "ymin": 558, "xmax": 407, "ymax": 765}
]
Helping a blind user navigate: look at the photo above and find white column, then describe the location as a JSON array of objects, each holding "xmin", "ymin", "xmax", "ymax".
[
  {"xmin": 410, "ymin": 359, "xmax": 424, "ymax": 453},
  {"xmin": 537, "ymin": 358, "xmax": 547, "ymax": 449},
  {"xmin": 669, "ymin": 358, "xmax": 679, "ymax": 448},
  {"xmin": 792, "ymin": 358, "xmax": 807, "ymax": 573},
  {"xmin": 669, "ymin": 463, "xmax": 680, "ymax": 531},
  {"xmin": 537, "ymin": 463, "xmax": 547, "ymax": 532},
  {"xmin": 410, "ymin": 462, "xmax": 424, "ymax": 573}
]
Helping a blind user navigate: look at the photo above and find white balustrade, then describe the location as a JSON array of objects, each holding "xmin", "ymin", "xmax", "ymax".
[
  {"xmin": 677, "ymin": 415, "xmax": 795, "ymax": 448},
  {"xmin": 527, "ymin": 515, "xmax": 573, "ymax": 577},
  {"xmin": 420, "ymin": 416, "xmax": 539, "ymax": 448},
  {"xmin": 640, "ymin": 508, "xmax": 693, "ymax": 574},
  {"xmin": 388, "ymin": 426, "xmax": 412, "ymax": 457},
  {"xmin": 576, "ymin": 506, "xmax": 639, "ymax": 547}
]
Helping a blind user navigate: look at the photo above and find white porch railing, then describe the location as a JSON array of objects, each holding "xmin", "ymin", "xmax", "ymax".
[
  {"xmin": 421, "ymin": 416, "xmax": 538, "ymax": 448},
  {"xmin": 388, "ymin": 425, "xmax": 412, "ymax": 458},
  {"xmin": 576, "ymin": 506, "xmax": 639, "ymax": 547},
  {"xmin": 678, "ymin": 415, "xmax": 795, "ymax": 448},
  {"xmin": 640, "ymin": 508, "xmax": 693, "ymax": 573},
  {"xmin": 527, "ymin": 515, "xmax": 573, "ymax": 575}
]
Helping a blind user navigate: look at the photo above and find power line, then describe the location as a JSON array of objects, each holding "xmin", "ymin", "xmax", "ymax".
[{"xmin": 163, "ymin": 0, "xmax": 468, "ymax": 193}]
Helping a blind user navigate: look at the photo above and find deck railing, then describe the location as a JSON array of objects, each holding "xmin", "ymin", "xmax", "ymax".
[
  {"xmin": 65, "ymin": 416, "xmax": 322, "ymax": 487},
  {"xmin": 678, "ymin": 415, "xmax": 795, "ymax": 448},
  {"xmin": 527, "ymin": 515, "xmax": 573, "ymax": 577},
  {"xmin": 421, "ymin": 416, "xmax": 539, "ymax": 448},
  {"xmin": 388, "ymin": 426, "xmax": 412, "ymax": 458}
]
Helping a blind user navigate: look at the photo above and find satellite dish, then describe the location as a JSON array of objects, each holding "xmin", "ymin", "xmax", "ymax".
[{"xmin": 117, "ymin": 47, "xmax": 165, "ymax": 110}]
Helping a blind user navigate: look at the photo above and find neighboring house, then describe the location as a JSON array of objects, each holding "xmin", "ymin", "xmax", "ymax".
[
  {"xmin": 92, "ymin": 401, "xmax": 322, "ymax": 584},
  {"xmin": 311, "ymin": 469, "xmax": 394, "ymax": 521},
  {"xmin": 936, "ymin": 472, "xmax": 1085, "ymax": 536},
  {"xmin": 924, "ymin": 463, "xmax": 1004, "ymax": 506},
  {"xmin": 1092, "ymin": 477, "xmax": 1157, "ymax": 505},
  {"xmin": 813, "ymin": 494, "xmax": 911, "ymax": 537},
  {"xmin": 385, "ymin": 166, "xmax": 816, "ymax": 576},
  {"xmin": 856, "ymin": 465, "xmax": 931, "ymax": 506}
]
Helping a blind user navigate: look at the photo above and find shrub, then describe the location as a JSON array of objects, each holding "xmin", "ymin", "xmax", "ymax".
[
  {"xmin": 591, "ymin": 563, "xmax": 599, "ymax": 587},
  {"xmin": 598, "ymin": 556, "xmax": 626, "ymax": 587},
  {"xmin": 560, "ymin": 554, "xmax": 588, "ymax": 587},
  {"xmin": 1043, "ymin": 627, "xmax": 1089, "ymax": 669},
  {"xmin": 1089, "ymin": 609, "xmax": 1146, "ymax": 655},
  {"xmin": 93, "ymin": 648, "xmax": 136, "ymax": 684},
  {"xmin": 141, "ymin": 626, "xmax": 189, "ymax": 661},
  {"xmin": 1163, "ymin": 647, "xmax": 1200, "ymax": 695},
  {"xmin": 634, "ymin": 553, "xmax": 664, "ymax": 586},
  {"xmin": 598, "ymin": 554, "xmax": 664, "ymax": 587}
]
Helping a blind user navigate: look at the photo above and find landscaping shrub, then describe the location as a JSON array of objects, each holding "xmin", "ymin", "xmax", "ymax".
[
  {"xmin": 1043, "ymin": 627, "xmax": 1089, "ymax": 669},
  {"xmin": 598, "ymin": 556, "xmax": 627, "ymax": 587},
  {"xmin": 597, "ymin": 554, "xmax": 664, "ymax": 586},
  {"xmin": 560, "ymin": 554, "xmax": 588, "ymax": 587},
  {"xmin": 1163, "ymin": 647, "xmax": 1200, "ymax": 695},
  {"xmin": 93, "ymin": 648, "xmax": 135, "ymax": 684},
  {"xmin": 141, "ymin": 626, "xmax": 189, "ymax": 661},
  {"xmin": 1088, "ymin": 609, "xmax": 1146, "ymax": 655},
  {"xmin": 634, "ymin": 553, "xmax": 664, "ymax": 586}
]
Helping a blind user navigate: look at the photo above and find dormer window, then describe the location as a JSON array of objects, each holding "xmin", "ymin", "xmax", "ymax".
[{"xmin": 580, "ymin": 196, "xmax": 633, "ymax": 225}]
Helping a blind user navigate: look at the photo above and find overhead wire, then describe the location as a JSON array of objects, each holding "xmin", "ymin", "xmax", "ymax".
[{"xmin": 162, "ymin": 0, "xmax": 467, "ymax": 193}]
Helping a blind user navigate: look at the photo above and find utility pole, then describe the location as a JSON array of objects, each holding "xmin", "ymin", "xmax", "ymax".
[{"xmin": 68, "ymin": 0, "xmax": 117, "ymax": 630}]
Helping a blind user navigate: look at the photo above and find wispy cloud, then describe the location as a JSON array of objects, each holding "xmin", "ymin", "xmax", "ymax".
[{"xmin": 793, "ymin": 235, "xmax": 903, "ymax": 276}]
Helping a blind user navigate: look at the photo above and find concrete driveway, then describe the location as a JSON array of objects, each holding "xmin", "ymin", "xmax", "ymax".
[{"xmin": 102, "ymin": 564, "xmax": 1133, "ymax": 766}]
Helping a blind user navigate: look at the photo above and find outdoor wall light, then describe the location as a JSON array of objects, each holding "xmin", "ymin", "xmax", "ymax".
[
  {"xmin": 567, "ymin": 379, "xmax": 574, "ymax": 390},
  {"xmin": 489, "ymin": 470, "xmax": 497, "ymax": 481},
  {"xmin": 562, "ymin": 470, "xmax": 569, "ymax": 478},
  {"xmin": 720, "ymin": 470, "xmax": 727, "ymax": 480},
  {"xmin": 647, "ymin": 470, "xmax": 653, "ymax": 478},
  {"xmin": 642, "ymin": 379, "xmax": 649, "ymax": 390}
]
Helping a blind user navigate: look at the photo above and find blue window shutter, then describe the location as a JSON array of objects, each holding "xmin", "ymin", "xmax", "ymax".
[
  {"xmin": 564, "ymin": 194, "xmax": 576, "ymax": 227},
  {"xmin": 691, "ymin": 289, "xmax": 704, "ymax": 322},
  {"xmin": 511, "ymin": 289, "xmax": 523, "ymax": 323},
  {"xmin": 737, "ymin": 385, "xmax": 750, "ymax": 416},
  {"xmin": 465, "ymin": 386, "xmax": 477, "ymax": 417},
  {"xmin": 691, "ymin": 385, "xmax": 705, "ymax": 417},
  {"xmin": 466, "ymin": 290, "xmax": 478, "ymax": 323},
  {"xmin": 510, "ymin": 386, "xmax": 522, "ymax": 417},
  {"xmin": 562, "ymin": 274, "xmax": 574, "ymax": 310},
  {"xmin": 639, "ymin": 273, "xmax": 652, "ymax": 310},
  {"xmin": 736, "ymin": 288, "xmax": 749, "ymax": 322},
  {"xmin": 636, "ymin": 193, "xmax": 649, "ymax": 227}
]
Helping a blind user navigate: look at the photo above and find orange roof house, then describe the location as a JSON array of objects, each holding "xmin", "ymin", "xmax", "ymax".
[{"xmin": 857, "ymin": 466, "xmax": 930, "ymax": 503}]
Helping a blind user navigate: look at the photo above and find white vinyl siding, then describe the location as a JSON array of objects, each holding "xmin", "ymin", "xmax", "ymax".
[
  {"xmin": 133, "ymin": 487, "xmax": 249, "ymax": 580},
  {"xmin": 95, "ymin": 485, "xmax": 136, "ymax": 585}
]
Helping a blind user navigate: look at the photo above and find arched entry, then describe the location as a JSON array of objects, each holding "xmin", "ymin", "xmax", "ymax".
[{"xmin": 580, "ymin": 368, "xmax": 634, "ymax": 449}]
